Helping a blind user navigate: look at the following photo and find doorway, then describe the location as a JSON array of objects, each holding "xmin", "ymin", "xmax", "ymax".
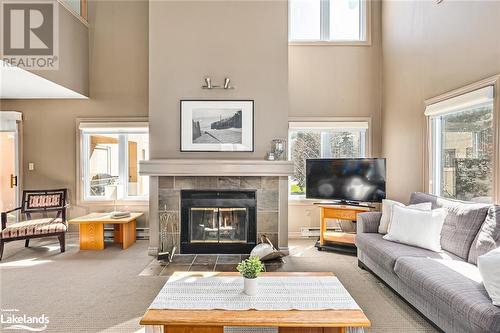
[{"xmin": 0, "ymin": 112, "xmax": 22, "ymax": 223}]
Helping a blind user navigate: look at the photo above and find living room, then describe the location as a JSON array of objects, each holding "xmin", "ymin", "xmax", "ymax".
[{"xmin": 1, "ymin": 0, "xmax": 499, "ymax": 332}]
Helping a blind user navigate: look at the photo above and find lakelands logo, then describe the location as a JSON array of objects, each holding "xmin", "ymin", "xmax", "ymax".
[
  {"xmin": 1, "ymin": 309, "xmax": 49, "ymax": 331},
  {"xmin": 1, "ymin": 0, "xmax": 59, "ymax": 70}
]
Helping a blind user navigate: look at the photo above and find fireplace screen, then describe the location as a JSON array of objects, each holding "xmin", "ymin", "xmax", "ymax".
[
  {"xmin": 181, "ymin": 190, "xmax": 256, "ymax": 254},
  {"xmin": 190, "ymin": 208, "xmax": 248, "ymax": 243}
]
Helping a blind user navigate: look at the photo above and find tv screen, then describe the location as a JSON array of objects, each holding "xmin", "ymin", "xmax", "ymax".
[{"xmin": 306, "ymin": 158, "xmax": 386, "ymax": 203}]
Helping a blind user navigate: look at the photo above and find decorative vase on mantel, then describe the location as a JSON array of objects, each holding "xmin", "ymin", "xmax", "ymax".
[{"xmin": 237, "ymin": 256, "xmax": 265, "ymax": 296}]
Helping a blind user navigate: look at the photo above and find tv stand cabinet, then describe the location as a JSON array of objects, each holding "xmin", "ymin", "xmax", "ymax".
[{"xmin": 315, "ymin": 205, "xmax": 372, "ymax": 255}]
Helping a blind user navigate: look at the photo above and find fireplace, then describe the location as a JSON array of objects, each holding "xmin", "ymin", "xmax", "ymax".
[{"xmin": 180, "ymin": 190, "xmax": 257, "ymax": 254}]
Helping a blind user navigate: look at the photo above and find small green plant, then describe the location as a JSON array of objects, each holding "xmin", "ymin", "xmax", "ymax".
[{"xmin": 237, "ymin": 256, "xmax": 264, "ymax": 279}]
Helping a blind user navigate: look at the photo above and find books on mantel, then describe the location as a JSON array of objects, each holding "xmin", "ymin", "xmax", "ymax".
[{"xmin": 110, "ymin": 211, "xmax": 131, "ymax": 219}]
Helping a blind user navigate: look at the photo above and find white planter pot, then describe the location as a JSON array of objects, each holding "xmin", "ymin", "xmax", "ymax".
[{"xmin": 243, "ymin": 277, "xmax": 258, "ymax": 296}]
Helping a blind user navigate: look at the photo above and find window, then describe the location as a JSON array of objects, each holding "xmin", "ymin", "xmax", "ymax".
[
  {"xmin": 288, "ymin": 121, "xmax": 369, "ymax": 197},
  {"xmin": 289, "ymin": 0, "xmax": 367, "ymax": 43},
  {"xmin": 61, "ymin": 0, "xmax": 87, "ymax": 21},
  {"xmin": 79, "ymin": 122, "xmax": 149, "ymax": 201},
  {"xmin": 426, "ymin": 86, "xmax": 495, "ymax": 203}
]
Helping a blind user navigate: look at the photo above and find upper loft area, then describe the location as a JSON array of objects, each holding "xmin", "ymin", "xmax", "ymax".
[{"xmin": 0, "ymin": 0, "xmax": 89, "ymax": 99}]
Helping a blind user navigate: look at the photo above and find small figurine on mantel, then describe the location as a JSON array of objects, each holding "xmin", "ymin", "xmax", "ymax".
[{"xmin": 270, "ymin": 139, "xmax": 287, "ymax": 161}]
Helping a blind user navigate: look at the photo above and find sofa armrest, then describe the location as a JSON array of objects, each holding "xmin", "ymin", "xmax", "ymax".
[{"xmin": 357, "ymin": 212, "xmax": 382, "ymax": 234}]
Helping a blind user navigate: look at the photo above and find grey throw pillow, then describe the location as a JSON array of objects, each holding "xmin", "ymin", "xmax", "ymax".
[{"xmin": 468, "ymin": 205, "xmax": 500, "ymax": 265}]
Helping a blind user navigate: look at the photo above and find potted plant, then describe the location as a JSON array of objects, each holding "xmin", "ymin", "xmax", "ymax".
[{"xmin": 237, "ymin": 256, "xmax": 265, "ymax": 296}]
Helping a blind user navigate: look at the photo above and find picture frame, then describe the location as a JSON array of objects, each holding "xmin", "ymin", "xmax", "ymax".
[{"xmin": 180, "ymin": 100, "xmax": 254, "ymax": 152}]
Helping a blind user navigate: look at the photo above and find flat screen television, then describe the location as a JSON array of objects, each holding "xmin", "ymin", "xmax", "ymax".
[{"xmin": 306, "ymin": 158, "xmax": 386, "ymax": 203}]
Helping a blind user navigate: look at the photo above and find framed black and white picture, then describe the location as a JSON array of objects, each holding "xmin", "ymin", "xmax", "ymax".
[{"xmin": 180, "ymin": 100, "xmax": 254, "ymax": 152}]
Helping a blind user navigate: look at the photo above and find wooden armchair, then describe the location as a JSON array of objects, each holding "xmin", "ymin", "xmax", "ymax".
[{"xmin": 0, "ymin": 189, "xmax": 68, "ymax": 260}]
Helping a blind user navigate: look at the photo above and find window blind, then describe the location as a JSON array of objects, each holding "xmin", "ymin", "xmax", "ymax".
[
  {"xmin": 425, "ymin": 86, "xmax": 494, "ymax": 117},
  {"xmin": 289, "ymin": 121, "xmax": 369, "ymax": 130},
  {"xmin": 79, "ymin": 122, "xmax": 148, "ymax": 133}
]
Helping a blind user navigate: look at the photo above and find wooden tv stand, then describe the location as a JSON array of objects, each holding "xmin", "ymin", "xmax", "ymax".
[{"xmin": 316, "ymin": 204, "xmax": 372, "ymax": 254}]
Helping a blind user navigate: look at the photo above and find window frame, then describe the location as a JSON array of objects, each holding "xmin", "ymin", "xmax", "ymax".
[
  {"xmin": 288, "ymin": 0, "xmax": 371, "ymax": 46},
  {"xmin": 287, "ymin": 117, "xmax": 372, "ymax": 201},
  {"xmin": 76, "ymin": 118, "xmax": 149, "ymax": 206},
  {"xmin": 58, "ymin": 0, "xmax": 88, "ymax": 25},
  {"xmin": 424, "ymin": 75, "xmax": 500, "ymax": 204}
]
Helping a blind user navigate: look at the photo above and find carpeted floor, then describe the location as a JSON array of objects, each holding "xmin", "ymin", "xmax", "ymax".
[{"xmin": 0, "ymin": 235, "xmax": 438, "ymax": 333}]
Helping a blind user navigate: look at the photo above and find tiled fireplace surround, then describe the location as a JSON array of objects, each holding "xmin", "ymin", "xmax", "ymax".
[
  {"xmin": 141, "ymin": 159, "xmax": 294, "ymax": 257},
  {"xmin": 157, "ymin": 176, "xmax": 281, "ymax": 255}
]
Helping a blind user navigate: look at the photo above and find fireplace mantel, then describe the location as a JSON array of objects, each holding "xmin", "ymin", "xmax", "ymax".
[{"xmin": 139, "ymin": 159, "xmax": 294, "ymax": 177}]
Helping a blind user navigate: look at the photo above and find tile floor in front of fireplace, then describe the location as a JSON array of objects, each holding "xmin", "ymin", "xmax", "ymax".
[{"xmin": 139, "ymin": 253, "xmax": 287, "ymax": 277}]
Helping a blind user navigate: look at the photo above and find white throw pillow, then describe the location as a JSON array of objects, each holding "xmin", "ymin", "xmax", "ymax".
[
  {"xmin": 378, "ymin": 199, "xmax": 432, "ymax": 234},
  {"xmin": 478, "ymin": 247, "xmax": 500, "ymax": 306},
  {"xmin": 383, "ymin": 206, "xmax": 446, "ymax": 252}
]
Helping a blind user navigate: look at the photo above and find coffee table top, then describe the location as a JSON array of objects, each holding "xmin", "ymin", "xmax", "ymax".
[
  {"xmin": 69, "ymin": 212, "xmax": 143, "ymax": 224},
  {"xmin": 140, "ymin": 272, "xmax": 370, "ymax": 328}
]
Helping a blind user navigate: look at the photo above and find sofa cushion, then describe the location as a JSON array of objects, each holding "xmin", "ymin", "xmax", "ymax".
[
  {"xmin": 383, "ymin": 206, "xmax": 446, "ymax": 252},
  {"xmin": 355, "ymin": 233, "xmax": 459, "ymax": 272},
  {"xmin": 378, "ymin": 199, "xmax": 432, "ymax": 234},
  {"xmin": 1, "ymin": 218, "xmax": 66, "ymax": 239},
  {"xmin": 409, "ymin": 192, "xmax": 490, "ymax": 260},
  {"xmin": 469, "ymin": 205, "xmax": 500, "ymax": 265},
  {"xmin": 394, "ymin": 256, "xmax": 500, "ymax": 333},
  {"xmin": 478, "ymin": 247, "xmax": 500, "ymax": 306}
]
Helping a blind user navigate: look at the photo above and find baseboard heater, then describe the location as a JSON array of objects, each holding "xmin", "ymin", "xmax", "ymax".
[{"xmin": 300, "ymin": 227, "xmax": 341, "ymax": 237}]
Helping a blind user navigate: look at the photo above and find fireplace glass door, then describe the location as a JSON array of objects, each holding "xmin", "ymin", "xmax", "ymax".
[{"xmin": 190, "ymin": 207, "xmax": 248, "ymax": 244}]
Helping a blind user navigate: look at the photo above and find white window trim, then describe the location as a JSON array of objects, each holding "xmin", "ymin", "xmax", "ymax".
[
  {"xmin": 287, "ymin": 116, "xmax": 372, "ymax": 203},
  {"xmin": 76, "ymin": 117, "xmax": 149, "ymax": 206},
  {"xmin": 424, "ymin": 75, "xmax": 500, "ymax": 204},
  {"xmin": 288, "ymin": 0, "xmax": 371, "ymax": 46}
]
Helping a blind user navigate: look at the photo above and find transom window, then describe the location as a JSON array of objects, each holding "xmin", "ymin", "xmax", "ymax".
[
  {"xmin": 288, "ymin": 121, "xmax": 369, "ymax": 197},
  {"xmin": 79, "ymin": 122, "xmax": 149, "ymax": 201},
  {"xmin": 289, "ymin": 0, "xmax": 368, "ymax": 43},
  {"xmin": 426, "ymin": 86, "xmax": 495, "ymax": 203}
]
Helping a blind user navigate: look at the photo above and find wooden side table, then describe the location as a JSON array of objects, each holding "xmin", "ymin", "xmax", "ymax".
[
  {"xmin": 316, "ymin": 205, "xmax": 372, "ymax": 254},
  {"xmin": 69, "ymin": 212, "xmax": 143, "ymax": 250}
]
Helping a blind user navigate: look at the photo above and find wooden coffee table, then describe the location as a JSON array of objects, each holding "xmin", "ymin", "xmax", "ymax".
[
  {"xmin": 69, "ymin": 212, "xmax": 143, "ymax": 250},
  {"xmin": 140, "ymin": 272, "xmax": 370, "ymax": 333}
]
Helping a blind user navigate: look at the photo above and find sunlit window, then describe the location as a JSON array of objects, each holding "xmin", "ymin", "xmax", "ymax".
[
  {"xmin": 288, "ymin": 121, "xmax": 368, "ymax": 197},
  {"xmin": 289, "ymin": 0, "xmax": 367, "ymax": 42},
  {"xmin": 80, "ymin": 123, "xmax": 149, "ymax": 201},
  {"xmin": 426, "ymin": 86, "xmax": 494, "ymax": 203}
]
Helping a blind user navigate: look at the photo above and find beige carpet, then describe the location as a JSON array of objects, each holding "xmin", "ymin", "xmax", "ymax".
[{"xmin": 0, "ymin": 235, "xmax": 438, "ymax": 333}]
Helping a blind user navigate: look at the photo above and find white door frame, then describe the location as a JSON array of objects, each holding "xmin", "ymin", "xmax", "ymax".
[{"xmin": 0, "ymin": 111, "xmax": 23, "ymax": 214}]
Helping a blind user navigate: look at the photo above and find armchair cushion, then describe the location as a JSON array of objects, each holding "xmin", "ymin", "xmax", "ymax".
[{"xmin": 1, "ymin": 218, "xmax": 66, "ymax": 239}]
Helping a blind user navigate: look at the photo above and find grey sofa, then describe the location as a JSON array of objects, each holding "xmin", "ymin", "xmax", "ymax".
[{"xmin": 355, "ymin": 192, "xmax": 500, "ymax": 333}]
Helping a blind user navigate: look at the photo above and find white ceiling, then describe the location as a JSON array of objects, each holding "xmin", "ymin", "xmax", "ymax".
[{"xmin": 0, "ymin": 60, "xmax": 87, "ymax": 99}]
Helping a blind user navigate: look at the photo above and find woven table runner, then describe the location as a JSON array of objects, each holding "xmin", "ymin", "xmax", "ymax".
[{"xmin": 149, "ymin": 275, "xmax": 361, "ymax": 311}]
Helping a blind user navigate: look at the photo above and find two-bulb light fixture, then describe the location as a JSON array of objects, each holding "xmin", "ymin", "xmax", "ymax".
[{"xmin": 202, "ymin": 77, "xmax": 234, "ymax": 90}]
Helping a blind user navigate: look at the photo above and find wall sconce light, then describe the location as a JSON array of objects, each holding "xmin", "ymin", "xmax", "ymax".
[{"xmin": 202, "ymin": 77, "xmax": 234, "ymax": 90}]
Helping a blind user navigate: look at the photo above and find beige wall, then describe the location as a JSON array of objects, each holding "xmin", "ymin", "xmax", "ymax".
[
  {"xmin": 382, "ymin": 0, "xmax": 500, "ymax": 203},
  {"xmin": 0, "ymin": 1, "xmax": 149, "ymax": 225},
  {"xmin": 31, "ymin": 2, "xmax": 89, "ymax": 96},
  {"xmin": 288, "ymin": 0, "xmax": 382, "ymax": 234},
  {"xmin": 148, "ymin": 0, "xmax": 289, "ymax": 159}
]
